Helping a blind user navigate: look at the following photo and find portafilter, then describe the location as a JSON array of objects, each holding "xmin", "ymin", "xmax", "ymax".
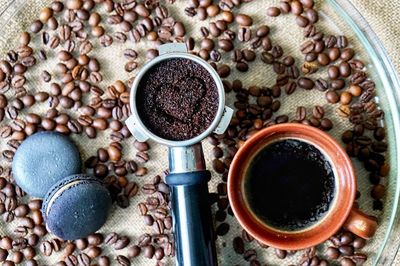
[{"xmin": 125, "ymin": 43, "xmax": 233, "ymax": 266}]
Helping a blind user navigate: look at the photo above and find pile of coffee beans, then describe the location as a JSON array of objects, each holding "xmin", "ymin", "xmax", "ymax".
[{"xmin": 0, "ymin": 0, "xmax": 389, "ymax": 265}]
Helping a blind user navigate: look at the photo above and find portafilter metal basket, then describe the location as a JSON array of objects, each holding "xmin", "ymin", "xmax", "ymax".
[{"xmin": 125, "ymin": 43, "xmax": 233, "ymax": 266}]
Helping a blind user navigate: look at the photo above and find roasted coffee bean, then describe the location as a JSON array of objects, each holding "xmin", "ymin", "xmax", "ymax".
[
  {"xmin": 23, "ymin": 246, "xmax": 36, "ymax": 260},
  {"xmin": 371, "ymin": 141, "xmax": 388, "ymax": 153},
  {"xmin": 4, "ymin": 197, "xmax": 17, "ymax": 212},
  {"xmin": 154, "ymin": 247, "xmax": 165, "ymax": 260},
  {"xmin": 143, "ymin": 214, "xmax": 154, "ymax": 226},
  {"xmin": 261, "ymin": 52, "xmax": 274, "ymax": 64},
  {"xmin": 371, "ymin": 184, "xmax": 385, "ymax": 199},
  {"xmin": 306, "ymin": 9, "xmax": 319, "ymax": 23},
  {"xmin": 243, "ymin": 249, "xmax": 257, "ymax": 261},
  {"xmin": 237, "ymin": 27, "xmax": 251, "ymax": 42},
  {"xmin": 236, "ymin": 62, "xmax": 249, "ymax": 72},
  {"xmin": 233, "ymin": 237, "xmax": 244, "ymax": 254},
  {"xmin": 143, "ymin": 245, "xmax": 155, "ymax": 259},
  {"xmin": 356, "ymin": 136, "xmax": 372, "ymax": 146},
  {"xmin": 94, "ymin": 164, "xmax": 108, "ymax": 178},
  {"xmin": 103, "ymin": 233, "xmax": 118, "ymax": 247},
  {"xmin": 337, "ymin": 105, "xmax": 351, "ymax": 117},
  {"xmin": 328, "ymin": 47, "xmax": 341, "ymax": 62},
  {"xmin": 87, "ymin": 233, "xmax": 103, "ymax": 246},
  {"xmin": 218, "ymin": 39, "xmax": 233, "ymax": 51},
  {"xmin": 0, "ymin": 237, "xmax": 12, "ymax": 250},
  {"xmin": 212, "ymin": 159, "xmax": 225, "ymax": 174},
  {"xmin": 30, "ymin": 20, "xmax": 43, "ymax": 33},
  {"xmin": 98, "ymin": 256, "xmax": 110, "ymax": 266},
  {"xmin": 75, "ymin": 239, "xmax": 88, "ymax": 251},
  {"xmin": 279, "ymin": 1, "xmax": 291, "ymax": 13},
  {"xmin": 312, "ymin": 105, "xmax": 325, "ymax": 119},
  {"xmin": 275, "ymin": 249, "xmax": 287, "ymax": 259},
  {"xmin": 77, "ymin": 253, "xmax": 91, "ymax": 266},
  {"xmin": 116, "ymin": 255, "xmax": 130, "ymax": 266},
  {"xmin": 275, "ymin": 115, "xmax": 289, "ymax": 124},
  {"xmin": 315, "ymin": 78, "xmax": 328, "ymax": 91},
  {"xmin": 86, "ymin": 246, "xmax": 101, "ymax": 259},
  {"xmin": 231, "ymin": 49, "xmax": 243, "ymax": 62},
  {"xmin": 280, "ymin": 81, "xmax": 294, "ymax": 95},
  {"xmin": 153, "ymin": 218, "xmax": 165, "ymax": 234},
  {"xmin": 137, "ymin": 234, "xmax": 151, "ymax": 247},
  {"xmin": 135, "ymin": 167, "xmax": 147, "ymax": 176},
  {"xmin": 210, "ymin": 50, "xmax": 221, "ymax": 62},
  {"xmin": 217, "ymin": 64, "xmax": 231, "ymax": 78},
  {"xmin": 33, "ymin": 225, "xmax": 47, "ymax": 236},
  {"xmin": 255, "ymin": 25, "xmax": 269, "ymax": 38},
  {"xmin": 353, "ymin": 237, "xmax": 366, "ymax": 249},
  {"xmin": 2, "ymin": 150, "xmax": 14, "ymax": 162},
  {"xmin": 342, "ymin": 48, "xmax": 355, "ymax": 61},
  {"xmin": 328, "ymin": 65, "xmax": 340, "ymax": 80},
  {"xmin": 374, "ymin": 127, "xmax": 385, "ymax": 141},
  {"xmin": 236, "ymin": 14, "xmax": 252, "ymax": 26},
  {"xmin": 125, "ymin": 61, "xmax": 138, "ymax": 72},
  {"xmin": 11, "ymin": 250, "xmax": 23, "ymax": 264},
  {"xmin": 267, "ymin": 7, "xmax": 281, "ymax": 17},
  {"xmin": 14, "ymin": 204, "xmax": 29, "ymax": 217},
  {"xmin": 67, "ymin": 119, "xmax": 82, "ymax": 133},
  {"xmin": 40, "ymin": 241, "xmax": 53, "ymax": 256},
  {"xmin": 296, "ymin": 15, "xmax": 309, "ymax": 27},
  {"xmin": 320, "ymin": 118, "xmax": 333, "ymax": 131},
  {"xmin": 339, "ymin": 245, "xmax": 354, "ymax": 256},
  {"xmin": 65, "ymin": 254, "xmax": 78, "ymax": 266},
  {"xmin": 114, "ymin": 236, "xmax": 130, "ymax": 250},
  {"xmin": 271, "ymin": 45, "xmax": 283, "ymax": 58},
  {"xmin": 326, "ymin": 90, "xmax": 340, "ymax": 103},
  {"xmin": 216, "ymin": 223, "xmax": 230, "ymax": 236},
  {"xmin": 296, "ymin": 106, "xmax": 307, "ymax": 121},
  {"xmin": 297, "ymin": 77, "xmax": 314, "ymax": 90},
  {"xmin": 14, "ymin": 226, "xmax": 28, "ymax": 237},
  {"xmin": 339, "ymin": 61, "xmax": 352, "ymax": 77},
  {"xmin": 317, "ymin": 53, "xmax": 330, "ymax": 66}
]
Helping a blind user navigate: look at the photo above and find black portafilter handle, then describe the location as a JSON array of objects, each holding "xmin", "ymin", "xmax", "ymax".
[{"xmin": 166, "ymin": 143, "xmax": 218, "ymax": 266}]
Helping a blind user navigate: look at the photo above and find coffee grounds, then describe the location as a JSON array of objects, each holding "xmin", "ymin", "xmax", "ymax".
[{"xmin": 136, "ymin": 58, "xmax": 219, "ymax": 141}]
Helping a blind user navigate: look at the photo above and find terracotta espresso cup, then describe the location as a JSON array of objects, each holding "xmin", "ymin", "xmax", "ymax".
[{"xmin": 228, "ymin": 123, "xmax": 378, "ymax": 250}]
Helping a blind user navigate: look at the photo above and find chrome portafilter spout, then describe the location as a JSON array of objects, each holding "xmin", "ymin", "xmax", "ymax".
[
  {"xmin": 125, "ymin": 43, "xmax": 233, "ymax": 266},
  {"xmin": 167, "ymin": 144, "xmax": 217, "ymax": 266}
]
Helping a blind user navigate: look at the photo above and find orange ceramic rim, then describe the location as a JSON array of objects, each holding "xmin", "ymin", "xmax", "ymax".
[{"xmin": 228, "ymin": 123, "xmax": 356, "ymax": 250}]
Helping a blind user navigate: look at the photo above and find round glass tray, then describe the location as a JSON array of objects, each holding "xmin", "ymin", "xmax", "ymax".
[{"xmin": 0, "ymin": 0, "xmax": 399, "ymax": 265}]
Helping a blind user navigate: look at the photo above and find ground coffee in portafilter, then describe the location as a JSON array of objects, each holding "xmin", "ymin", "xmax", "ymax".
[
  {"xmin": 244, "ymin": 139, "xmax": 335, "ymax": 231},
  {"xmin": 136, "ymin": 58, "xmax": 219, "ymax": 141}
]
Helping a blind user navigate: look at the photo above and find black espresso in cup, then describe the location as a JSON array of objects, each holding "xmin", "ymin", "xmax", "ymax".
[{"xmin": 244, "ymin": 138, "xmax": 336, "ymax": 231}]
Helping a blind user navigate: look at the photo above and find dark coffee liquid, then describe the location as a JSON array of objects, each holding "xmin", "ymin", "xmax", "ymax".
[{"xmin": 244, "ymin": 139, "xmax": 335, "ymax": 231}]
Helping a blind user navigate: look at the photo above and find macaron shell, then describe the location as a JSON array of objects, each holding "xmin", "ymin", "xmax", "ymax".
[
  {"xmin": 43, "ymin": 175, "xmax": 112, "ymax": 240},
  {"xmin": 42, "ymin": 174, "xmax": 101, "ymax": 220},
  {"xmin": 12, "ymin": 131, "xmax": 81, "ymax": 198}
]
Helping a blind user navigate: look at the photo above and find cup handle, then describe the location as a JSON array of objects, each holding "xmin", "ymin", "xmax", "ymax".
[{"xmin": 342, "ymin": 208, "xmax": 378, "ymax": 239}]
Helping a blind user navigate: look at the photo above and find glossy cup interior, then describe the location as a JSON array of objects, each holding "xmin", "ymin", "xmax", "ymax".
[{"xmin": 228, "ymin": 123, "xmax": 356, "ymax": 250}]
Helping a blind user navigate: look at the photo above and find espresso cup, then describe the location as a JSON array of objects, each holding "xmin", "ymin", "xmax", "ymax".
[{"xmin": 228, "ymin": 123, "xmax": 378, "ymax": 250}]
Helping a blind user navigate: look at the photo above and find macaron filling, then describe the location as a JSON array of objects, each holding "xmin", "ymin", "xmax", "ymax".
[{"xmin": 45, "ymin": 179, "xmax": 83, "ymax": 217}]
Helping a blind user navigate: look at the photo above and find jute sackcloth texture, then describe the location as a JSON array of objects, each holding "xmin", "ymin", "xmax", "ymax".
[{"xmin": 0, "ymin": 0, "xmax": 398, "ymax": 265}]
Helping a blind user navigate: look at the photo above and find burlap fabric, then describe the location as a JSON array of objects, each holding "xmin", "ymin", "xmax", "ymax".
[{"xmin": 0, "ymin": 0, "xmax": 398, "ymax": 265}]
